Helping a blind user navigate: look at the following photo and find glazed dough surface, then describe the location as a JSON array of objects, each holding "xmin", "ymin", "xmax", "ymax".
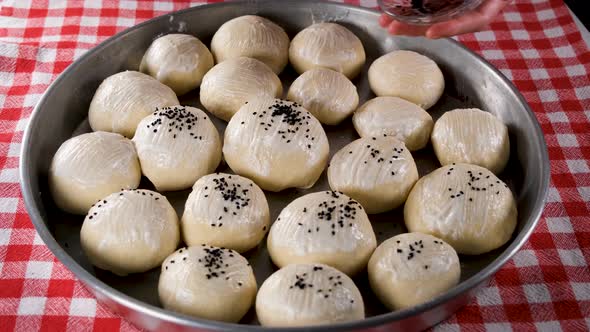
[
  {"xmin": 404, "ymin": 163, "xmax": 517, "ymax": 255},
  {"xmin": 159, "ymin": 245, "xmax": 257, "ymax": 323},
  {"xmin": 49, "ymin": 131, "xmax": 141, "ymax": 215},
  {"xmin": 256, "ymin": 263, "xmax": 364, "ymax": 327},
  {"xmin": 132, "ymin": 106, "xmax": 221, "ymax": 191},
  {"xmin": 431, "ymin": 108, "xmax": 510, "ymax": 174},
  {"xmin": 88, "ymin": 71, "xmax": 179, "ymax": 138},
  {"xmin": 267, "ymin": 191, "xmax": 376, "ymax": 275},
  {"xmin": 80, "ymin": 189, "xmax": 179, "ymax": 276},
  {"xmin": 223, "ymin": 98, "xmax": 329, "ymax": 192}
]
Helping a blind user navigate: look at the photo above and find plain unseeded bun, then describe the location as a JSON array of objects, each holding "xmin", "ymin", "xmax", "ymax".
[
  {"xmin": 132, "ymin": 106, "xmax": 221, "ymax": 191},
  {"xmin": 80, "ymin": 189, "xmax": 179, "ymax": 276},
  {"xmin": 368, "ymin": 50, "xmax": 444, "ymax": 109},
  {"xmin": 140, "ymin": 34, "xmax": 214, "ymax": 95},
  {"xmin": 223, "ymin": 98, "xmax": 329, "ymax": 192},
  {"xmin": 49, "ymin": 131, "xmax": 141, "ymax": 215},
  {"xmin": 404, "ymin": 163, "xmax": 517, "ymax": 255},
  {"xmin": 431, "ymin": 108, "xmax": 510, "ymax": 174},
  {"xmin": 289, "ymin": 23, "xmax": 365, "ymax": 79},
  {"xmin": 199, "ymin": 57, "xmax": 282, "ymax": 121},
  {"xmin": 211, "ymin": 15, "xmax": 290, "ymax": 74},
  {"xmin": 88, "ymin": 71, "xmax": 179, "ymax": 137},
  {"xmin": 256, "ymin": 263, "xmax": 364, "ymax": 327}
]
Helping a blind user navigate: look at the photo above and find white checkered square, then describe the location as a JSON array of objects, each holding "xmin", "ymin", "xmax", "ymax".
[
  {"xmin": 17, "ymin": 297, "xmax": 46, "ymax": 315},
  {"xmin": 83, "ymin": 0, "xmax": 102, "ymax": 8},
  {"xmin": 512, "ymin": 249, "xmax": 539, "ymax": 267},
  {"xmin": 575, "ymin": 87, "xmax": 590, "ymax": 100},
  {"xmin": 558, "ymin": 249, "xmax": 587, "ymax": 266},
  {"xmin": 530, "ymin": 68, "xmax": 550, "ymax": 80},
  {"xmin": 539, "ymin": 90, "xmax": 558, "ymax": 102},
  {"xmin": 511, "ymin": 29, "xmax": 529, "ymax": 40},
  {"xmin": 31, "ymin": 71, "xmax": 53, "ymax": 85},
  {"xmin": 44, "ymin": 15, "xmax": 65, "ymax": 28},
  {"xmin": 0, "ymin": 94, "xmax": 5, "ymax": 109},
  {"xmin": 74, "ymin": 48, "xmax": 88, "ymax": 60},
  {"xmin": 80, "ymin": 16, "xmax": 100, "ymax": 27},
  {"xmin": 546, "ymin": 217, "xmax": 574, "ymax": 233},
  {"xmin": 474, "ymin": 31, "xmax": 496, "ymax": 41},
  {"xmin": 547, "ymin": 112, "xmax": 568, "ymax": 123},
  {"xmin": 545, "ymin": 27, "xmax": 565, "ymax": 38},
  {"xmin": 77, "ymin": 34, "xmax": 97, "ymax": 43},
  {"xmin": 0, "ymin": 198, "xmax": 19, "ymax": 213},
  {"xmin": 565, "ymin": 64, "xmax": 587, "ymax": 76},
  {"xmin": 25, "ymin": 261, "xmax": 53, "ymax": 279},
  {"xmin": 482, "ymin": 50, "xmax": 504, "ymax": 59},
  {"xmin": 33, "ymin": 231, "xmax": 45, "ymax": 245},
  {"xmin": 8, "ymin": 142, "xmax": 21, "ymax": 157},
  {"xmin": 117, "ymin": 17, "xmax": 136, "ymax": 27},
  {"xmin": 567, "ymin": 160, "xmax": 590, "ymax": 174},
  {"xmin": 0, "ymin": 168, "xmax": 19, "ymax": 183},
  {"xmin": 360, "ymin": 0, "xmax": 376, "ymax": 7},
  {"xmin": 36, "ymin": 48, "xmax": 57, "ymax": 63},
  {"xmin": 119, "ymin": 0, "xmax": 137, "ymax": 9},
  {"xmin": 503, "ymin": 12, "xmax": 522, "ymax": 22},
  {"xmin": 571, "ymin": 283, "xmax": 590, "ymax": 301},
  {"xmin": 0, "ymin": 229, "xmax": 11, "ymax": 245},
  {"xmin": 16, "ymin": 117, "xmax": 29, "ymax": 131},
  {"xmin": 521, "ymin": 49, "xmax": 540, "ymax": 59},
  {"xmin": 484, "ymin": 323, "xmax": 513, "ymax": 332},
  {"xmin": 546, "ymin": 187, "xmax": 561, "ymax": 202},
  {"xmin": 554, "ymin": 45, "xmax": 575, "ymax": 58},
  {"xmin": 476, "ymin": 286, "xmax": 503, "ymax": 306},
  {"xmin": 23, "ymin": 93, "xmax": 42, "ymax": 107},
  {"xmin": 153, "ymin": 2, "xmax": 174, "ymax": 11},
  {"xmin": 578, "ymin": 187, "xmax": 590, "ymax": 202},
  {"xmin": 523, "ymin": 283, "xmax": 552, "ymax": 303},
  {"xmin": 40, "ymin": 34, "xmax": 62, "ymax": 43},
  {"xmin": 501, "ymin": 69, "xmax": 513, "ymax": 80},
  {"xmin": 557, "ymin": 134, "xmax": 578, "ymax": 147},
  {"xmin": 535, "ymin": 321, "xmax": 562, "ymax": 331},
  {"xmin": 0, "ymin": 40, "xmax": 20, "ymax": 59},
  {"xmin": 47, "ymin": 0, "xmax": 68, "ymax": 8},
  {"xmin": 69, "ymin": 298, "xmax": 97, "ymax": 317},
  {"xmin": 537, "ymin": 9, "xmax": 557, "ymax": 20}
]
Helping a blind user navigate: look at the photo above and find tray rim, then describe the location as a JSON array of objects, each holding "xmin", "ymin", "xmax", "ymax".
[{"xmin": 19, "ymin": 1, "xmax": 550, "ymax": 330}]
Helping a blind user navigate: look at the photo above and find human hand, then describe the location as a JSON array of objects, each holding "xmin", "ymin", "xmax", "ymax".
[{"xmin": 379, "ymin": 0, "xmax": 511, "ymax": 39}]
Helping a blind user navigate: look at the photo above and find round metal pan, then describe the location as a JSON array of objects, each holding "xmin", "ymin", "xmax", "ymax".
[{"xmin": 20, "ymin": 1, "xmax": 549, "ymax": 331}]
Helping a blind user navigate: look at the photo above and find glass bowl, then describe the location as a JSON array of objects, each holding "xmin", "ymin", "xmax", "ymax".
[{"xmin": 378, "ymin": 0, "xmax": 485, "ymax": 25}]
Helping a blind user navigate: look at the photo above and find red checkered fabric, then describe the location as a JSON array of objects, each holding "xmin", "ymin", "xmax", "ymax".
[{"xmin": 1, "ymin": 0, "xmax": 589, "ymax": 331}]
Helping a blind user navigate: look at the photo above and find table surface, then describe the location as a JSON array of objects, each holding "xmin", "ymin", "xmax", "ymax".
[{"xmin": 1, "ymin": 0, "xmax": 589, "ymax": 331}]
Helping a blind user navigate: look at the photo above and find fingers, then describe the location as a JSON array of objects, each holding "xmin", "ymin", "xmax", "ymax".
[
  {"xmin": 388, "ymin": 21, "xmax": 430, "ymax": 36},
  {"xmin": 379, "ymin": 13, "xmax": 393, "ymax": 27}
]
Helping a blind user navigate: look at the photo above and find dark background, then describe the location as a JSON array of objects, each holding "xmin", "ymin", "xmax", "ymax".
[{"xmin": 564, "ymin": 0, "xmax": 589, "ymax": 29}]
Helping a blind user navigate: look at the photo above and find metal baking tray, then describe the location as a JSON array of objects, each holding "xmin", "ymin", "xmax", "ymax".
[{"xmin": 20, "ymin": 1, "xmax": 549, "ymax": 331}]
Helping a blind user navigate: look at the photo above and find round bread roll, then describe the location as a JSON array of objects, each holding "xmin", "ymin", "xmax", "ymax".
[
  {"xmin": 289, "ymin": 23, "xmax": 366, "ymax": 79},
  {"xmin": 181, "ymin": 173, "xmax": 270, "ymax": 252},
  {"xmin": 49, "ymin": 131, "xmax": 141, "ymax": 215},
  {"xmin": 211, "ymin": 15, "xmax": 289, "ymax": 74},
  {"xmin": 223, "ymin": 98, "xmax": 329, "ymax": 192},
  {"xmin": 328, "ymin": 136, "xmax": 419, "ymax": 214},
  {"xmin": 368, "ymin": 233, "xmax": 460, "ymax": 310},
  {"xmin": 199, "ymin": 57, "xmax": 282, "ymax": 121},
  {"xmin": 132, "ymin": 106, "xmax": 221, "ymax": 191},
  {"xmin": 267, "ymin": 191, "xmax": 376, "ymax": 275},
  {"xmin": 139, "ymin": 34, "xmax": 214, "ymax": 96},
  {"xmin": 287, "ymin": 68, "xmax": 359, "ymax": 125},
  {"xmin": 80, "ymin": 189, "xmax": 179, "ymax": 276},
  {"xmin": 256, "ymin": 263, "xmax": 364, "ymax": 327},
  {"xmin": 353, "ymin": 97, "xmax": 433, "ymax": 151},
  {"xmin": 431, "ymin": 108, "xmax": 510, "ymax": 174},
  {"xmin": 368, "ymin": 50, "xmax": 444, "ymax": 109},
  {"xmin": 404, "ymin": 163, "xmax": 517, "ymax": 255},
  {"xmin": 89, "ymin": 71, "xmax": 179, "ymax": 137},
  {"xmin": 159, "ymin": 245, "xmax": 256, "ymax": 323}
]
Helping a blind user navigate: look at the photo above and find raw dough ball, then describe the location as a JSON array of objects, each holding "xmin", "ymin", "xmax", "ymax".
[
  {"xmin": 328, "ymin": 136, "xmax": 419, "ymax": 214},
  {"xmin": 200, "ymin": 57, "xmax": 282, "ymax": 121},
  {"xmin": 368, "ymin": 50, "xmax": 444, "ymax": 109},
  {"xmin": 353, "ymin": 97, "xmax": 433, "ymax": 151},
  {"xmin": 256, "ymin": 263, "xmax": 364, "ymax": 327},
  {"xmin": 80, "ymin": 189, "xmax": 179, "ymax": 276},
  {"xmin": 289, "ymin": 23, "xmax": 366, "ymax": 79},
  {"xmin": 223, "ymin": 98, "xmax": 329, "ymax": 192},
  {"xmin": 159, "ymin": 245, "xmax": 256, "ymax": 323},
  {"xmin": 368, "ymin": 233, "xmax": 460, "ymax": 310},
  {"xmin": 287, "ymin": 68, "xmax": 359, "ymax": 125},
  {"xmin": 267, "ymin": 191, "xmax": 376, "ymax": 275},
  {"xmin": 139, "ymin": 34, "xmax": 214, "ymax": 96},
  {"xmin": 431, "ymin": 108, "xmax": 510, "ymax": 174},
  {"xmin": 181, "ymin": 173, "xmax": 270, "ymax": 252},
  {"xmin": 404, "ymin": 163, "xmax": 517, "ymax": 255},
  {"xmin": 211, "ymin": 15, "xmax": 289, "ymax": 74},
  {"xmin": 49, "ymin": 131, "xmax": 141, "ymax": 215},
  {"xmin": 89, "ymin": 71, "xmax": 179, "ymax": 138},
  {"xmin": 132, "ymin": 106, "xmax": 221, "ymax": 191}
]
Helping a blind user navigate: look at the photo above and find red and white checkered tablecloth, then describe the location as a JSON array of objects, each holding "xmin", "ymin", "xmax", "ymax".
[{"xmin": 0, "ymin": 0, "xmax": 589, "ymax": 331}]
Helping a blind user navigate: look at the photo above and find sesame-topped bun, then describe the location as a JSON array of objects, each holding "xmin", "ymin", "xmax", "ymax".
[
  {"xmin": 368, "ymin": 233, "xmax": 460, "ymax": 310},
  {"xmin": 80, "ymin": 189, "xmax": 179, "ymax": 276},
  {"xmin": 181, "ymin": 173, "xmax": 270, "ymax": 253},
  {"xmin": 289, "ymin": 23, "xmax": 366, "ymax": 79},
  {"xmin": 199, "ymin": 57, "xmax": 282, "ymax": 121},
  {"xmin": 211, "ymin": 15, "xmax": 290, "ymax": 74},
  {"xmin": 132, "ymin": 106, "xmax": 221, "ymax": 192},
  {"xmin": 158, "ymin": 245, "xmax": 257, "ymax": 323},
  {"xmin": 256, "ymin": 263, "xmax": 364, "ymax": 327},
  {"xmin": 328, "ymin": 136, "xmax": 419, "ymax": 214},
  {"xmin": 49, "ymin": 131, "xmax": 141, "ymax": 215},
  {"xmin": 404, "ymin": 164, "xmax": 517, "ymax": 255},
  {"xmin": 267, "ymin": 191, "xmax": 376, "ymax": 276},
  {"xmin": 89, "ymin": 71, "xmax": 179, "ymax": 138},
  {"xmin": 223, "ymin": 98, "xmax": 330, "ymax": 192}
]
